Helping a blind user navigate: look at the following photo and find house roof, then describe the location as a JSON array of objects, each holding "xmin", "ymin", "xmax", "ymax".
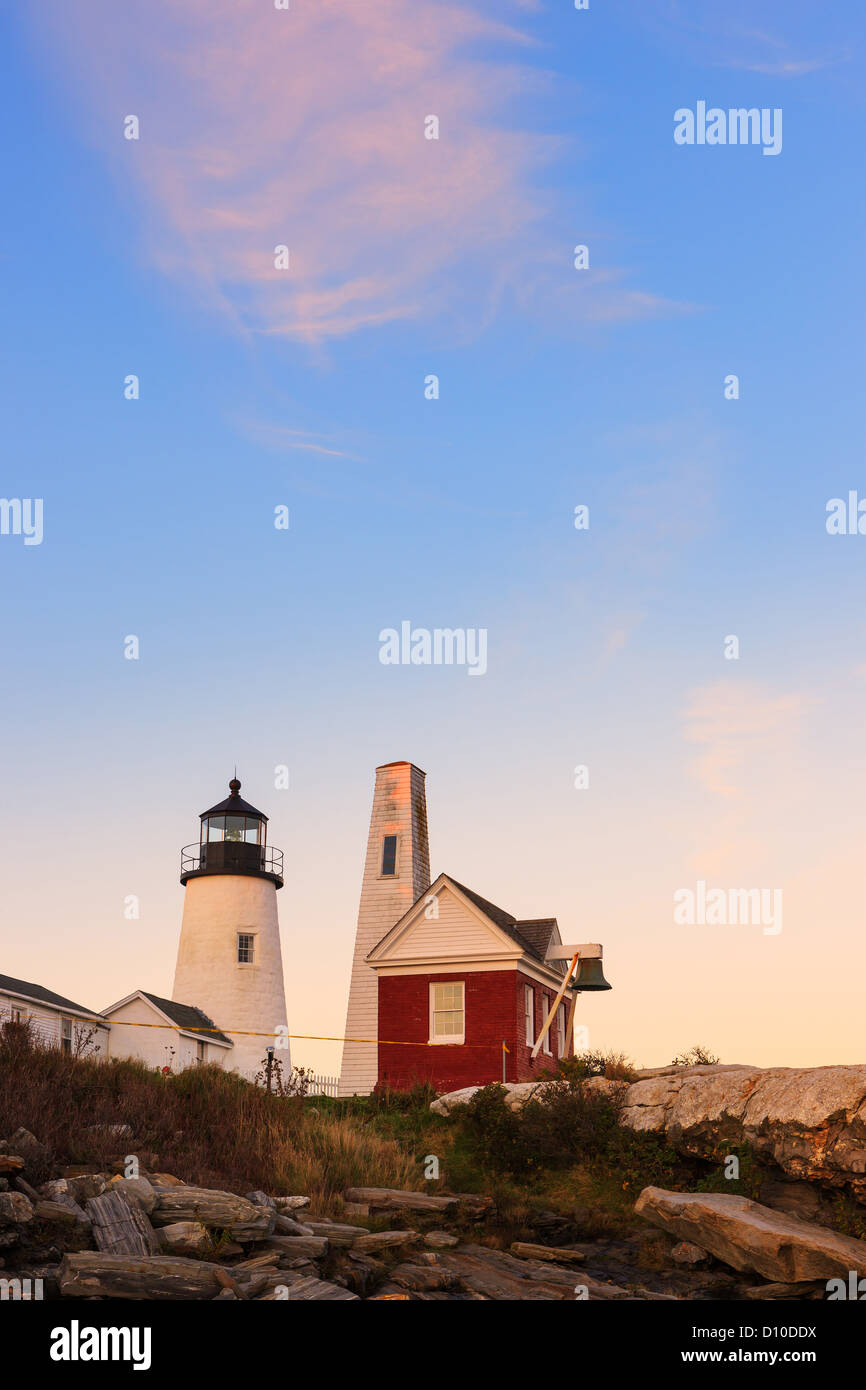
[
  {"xmin": 404, "ymin": 876, "xmax": 565, "ymax": 970},
  {"xmin": 136, "ymin": 992, "xmax": 233, "ymax": 1047},
  {"xmin": 0, "ymin": 973, "xmax": 109, "ymax": 1027}
]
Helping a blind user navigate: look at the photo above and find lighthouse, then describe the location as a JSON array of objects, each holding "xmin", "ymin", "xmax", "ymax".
[{"xmin": 173, "ymin": 777, "xmax": 289, "ymax": 1080}]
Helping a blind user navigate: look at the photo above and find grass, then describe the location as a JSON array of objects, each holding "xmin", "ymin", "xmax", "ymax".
[{"xmin": 0, "ymin": 1024, "xmax": 419, "ymax": 1214}]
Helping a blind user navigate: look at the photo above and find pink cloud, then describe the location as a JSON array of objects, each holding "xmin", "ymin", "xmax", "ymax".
[{"xmin": 31, "ymin": 0, "xmax": 682, "ymax": 342}]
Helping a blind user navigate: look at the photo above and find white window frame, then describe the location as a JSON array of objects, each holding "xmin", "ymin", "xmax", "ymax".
[
  {"xmin": 61, "ymin": 1017, "xmax": 73, "ymax": 1054},
  {"xmin": 542, "ymin": 996, "xmax": 552, "ymax": 1054},
  {"xmin": 524, "ymin": 984, "xmax": 534, "ymax": 1046},
  {"xmin": 429, "ymin": 981, "xmax": 465, "ymax": 1045},
  {"xmin": 557, "ymin": 1002, "xmax": 567, "ymax": 1058},
  {"xmin": 237, "ymin": 932, "xmax": 256, "ymax": 965},
  {"xmin": 196, "ymin": 1040, "xmax": 206, "ymax": 1063}
]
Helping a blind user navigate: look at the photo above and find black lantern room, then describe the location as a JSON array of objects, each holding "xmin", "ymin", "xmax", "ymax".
[{"xmin": 180, "ymin": 777, "xmax": 284, "ymax": 888}]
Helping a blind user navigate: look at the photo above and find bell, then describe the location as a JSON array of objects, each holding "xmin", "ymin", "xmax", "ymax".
[{"xmin": 573, "ymin": 957, "xmax": 612, "ymax": 992}]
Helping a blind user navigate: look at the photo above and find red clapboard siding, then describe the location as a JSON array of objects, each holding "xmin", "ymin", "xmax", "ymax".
[{"xmin": 377, "ymin": 968, "xmax": 562, "ymax": 1092}]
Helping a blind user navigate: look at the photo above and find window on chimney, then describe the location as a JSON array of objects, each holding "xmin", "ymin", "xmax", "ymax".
[{"xmin": 381, "ymin": 835, "xmax": 397, "ymax": 876}]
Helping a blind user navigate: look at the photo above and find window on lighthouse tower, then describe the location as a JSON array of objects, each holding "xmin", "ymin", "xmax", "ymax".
[
  {"xmin": 237, "ymin": 933, "xmax": 256, "ymax": 964},
  {"xmin": 381, "ymin": 835, "xmax": 397, "ymax": 876}
]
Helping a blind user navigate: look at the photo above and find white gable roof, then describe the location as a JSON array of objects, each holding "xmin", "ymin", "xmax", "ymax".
[{"xmin": 366, "ymin": 874, "xmax": 572, "ymax": 988}]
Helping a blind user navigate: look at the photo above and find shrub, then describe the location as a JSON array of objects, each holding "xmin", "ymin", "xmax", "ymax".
[
  {"xmin": 669, "ymin": 1045, "xmax": 720, "ymax": 1067},
  {"xmin": 557, "ymin": 1051, "xmax": 638, "ymax": 1082},
  {"xmin": 457, "ymin": 1077, "xmax": 679, "ymax": 1188}
]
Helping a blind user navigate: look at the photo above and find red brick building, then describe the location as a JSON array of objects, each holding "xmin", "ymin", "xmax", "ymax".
[{"xmin": 368, "ymin": 874, "xmax": 576, "ymax": 1092}]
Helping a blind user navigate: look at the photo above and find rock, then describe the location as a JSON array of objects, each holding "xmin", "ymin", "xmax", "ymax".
[
  {"xmin": 510, "ymin": 1242, "xmax": 585, "ymax": 1264},
  {"xmin": 343, "ymin": 1187, "xmax": 458, "ymax": 1214},
  {"xmin": 757, "ymin": 1178, "xmax": 839, "ymax": 1229},
  {"xmin": 353, "ymin": 1231, "xmax": 422, "ymax": 1254},
  {"xmin": 86, "ymin": 1190, "xmax": 161, "ymax": 1256},
  {"xmin": 424, "ymin": 1231, "xmax": 458, "ymax": 1248},
  {"xmin": 0, "ymin": 1192, "xmax": 34, "ymax": 1227},
  {"xmin": 233, "ymin": 1251, "xmax": 280, "ymax": 1271},
  {"xmin": 265, "ymin": 1235, "xmax": 329, "ymax": 1260},
  {"xmin": 339, "ymin": 1250, "xmax": 385, "ymax": 1297},
  {"xmin": 33, "ymin": 1200, "xmax": 86, "ymax": 1226},
  {"xmin": 273, "ymin": 1214, "xmax": 315, "ymax": 1237},
  {"xmin": 635, "ymin": 1187, "xmax": 866, "ymax": 1283},
  {"xmin": 0, "ymin": 1156, "xmax": 25, "ymax": 1174},
  {"xmin": 106, "ymin": 1177, "xmax": 156, "ymax": 1215},
  {"xmin": 245, "ymin": 1191, "xmax": 276, "ymax": 1208},
  {"xmin": 40, "ymin": 1179, "xmax": 69, "ymax": 1200},
  {"xmin": 430, "ymin": 1087, "xmax": 481, "ymax": 1115},
  {"xmin": 304, "ymin": 1222, "xmax": 368, "ymax": 1247},
  {"xmin": 259, "ymin": 1275, "xmax": 358, "ymax": 1301},
  {"xmin": 59, "ymin": 1252, "xmax": 268, "ymax": 1300},
  {"xmin": 157, "ymin": 1221, "xmax": 211, "ymax": 1257},
  {"xmin": 273, "ymin": 1196, "xmax": 310, "ymax": 1211},
  {"xmin": 670, "ymin": 1241, "xmax": 710, "ymax": 1267},
  {"xmin": 622, "ymin": 1065, "xmax": 866, "ymax": 1200},
  {"xmin": 32, "ymin": 1185, "xmax": 90, "ymax": 1223},
  {"xmin": 434, "ymin": 1243, "xmax": 611, "ymax": 1300},
  {"xmin": 388, "ymin": 1262, "xmax": 456, "ymax": 1293},
  {"xmin": 65, "ymin": 1175, "xmax": 107, "ymax": 1204},
  {"xmin": 150, "ymin": 1186, "xmax": 274, "ymax": 1242},
  {"xmin": 742, "ymin": 1281, "xmax": 825, "ymax": 1300},
  {"xmin": 9, "ymin": 1128, "xmax": 47, "ymax": 1163}
]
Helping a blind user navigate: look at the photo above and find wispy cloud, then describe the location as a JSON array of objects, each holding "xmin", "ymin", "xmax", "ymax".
[
  {"xmin": 681, "ymin": 681, "xmax": 817, "ymax": 801},
  {"xmin": 32, "ymin": 0, "xmax": 684, "ymax": 343},
  {"xmin": 633, "ymin": 0, "xmax": 849, "ymax": 79},
  {"xmin": 234, "ymin": 417, "xmax": 365, "ymax": 461}
]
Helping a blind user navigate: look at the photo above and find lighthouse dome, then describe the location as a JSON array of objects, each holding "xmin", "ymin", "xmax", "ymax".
[
  {"xmin": 200, "ymin": 777, "xmax": 268, "ymax": 824},
  {"xmin": 180, "ymin": 776, "xmax": 283, "ymax": 888}
]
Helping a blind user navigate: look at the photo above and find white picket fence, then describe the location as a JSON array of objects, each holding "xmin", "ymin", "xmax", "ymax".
[{"xmin": 303, "ymin": 1071, "xmax": 339, "ymax": 1098}]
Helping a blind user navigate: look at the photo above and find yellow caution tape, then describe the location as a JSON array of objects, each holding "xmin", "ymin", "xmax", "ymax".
[{"xmin": 70, "ymin": 1016, "xmax": 510, "ymax": 1049}]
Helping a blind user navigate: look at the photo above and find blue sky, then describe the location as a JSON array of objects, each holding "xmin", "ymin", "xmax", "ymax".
[{"xmin": 2, "ymin": 1, "xmax": 865, "ymax": 1071}]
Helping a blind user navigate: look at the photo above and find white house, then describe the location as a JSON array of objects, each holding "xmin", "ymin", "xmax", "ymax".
[
  {"xmin": 0, "ymin": 973, "xmax": 109, "ymax": 1056},
  {"xmin": 102, "ymin": 990, "xmax": 234, "ymax": 1070}
]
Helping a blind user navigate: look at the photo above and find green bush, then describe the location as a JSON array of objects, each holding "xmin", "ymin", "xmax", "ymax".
[{"xmin": 457, "ymin": 1078, "xmax": 680, "ymax": 1187}]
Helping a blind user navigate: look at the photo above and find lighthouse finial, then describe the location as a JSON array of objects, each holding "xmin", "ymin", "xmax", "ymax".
[{"xmin": 229, "ymin": 769, "xmax": 241, "ymax": 795}]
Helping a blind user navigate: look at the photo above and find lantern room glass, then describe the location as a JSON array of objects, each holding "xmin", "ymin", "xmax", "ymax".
[{"xmin": 201, "ymin": 816, "xmax": 264, "ymax": 846}]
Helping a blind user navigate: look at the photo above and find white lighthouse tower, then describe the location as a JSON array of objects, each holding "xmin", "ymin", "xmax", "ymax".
[{"xmin": 173, "ymin": 777, "xmax": 289, "ymax": 1080}]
